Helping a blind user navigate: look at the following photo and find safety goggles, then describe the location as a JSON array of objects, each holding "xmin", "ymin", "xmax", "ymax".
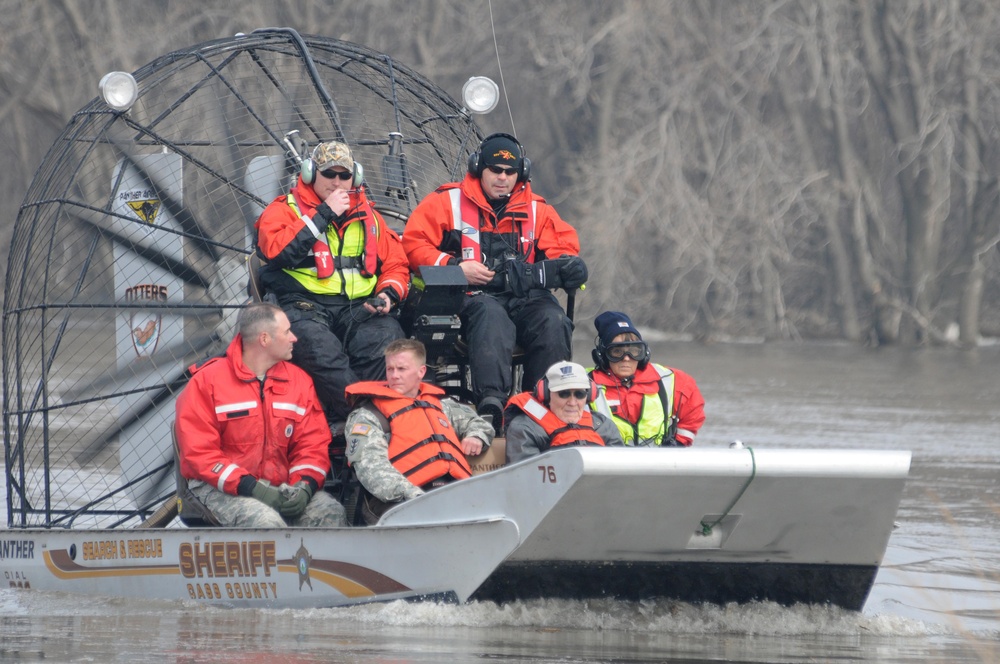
[
  {"xmin": 605, "ymin": 342, "xmax": 648, "ymax": 363},
  {"xmin": 554, "ymin": 389, "xmax": 589, "ymax": 400},
  {"xmin": 319, "ymin": 168, "xmax": 353, "ymax": 181},
  {"xmin": 486, "ymin": 165, "xmax": 517, "ymax": 176}
]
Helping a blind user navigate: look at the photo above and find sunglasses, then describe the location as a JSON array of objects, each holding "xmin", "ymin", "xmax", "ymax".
[
  {"xmin": 605, "ymin": 342, "xmax": 647, "ymax": 362},
  {"xmin": 486, "ymin": 165, "xmax": 517, "ymax": 176},
  {"xmin": 554, "ymin": 389, "xmax": 589, "ymax": 400},
  {"xmin": 319, "ymin": 168, "xmax": 353, "ymax": 181}
]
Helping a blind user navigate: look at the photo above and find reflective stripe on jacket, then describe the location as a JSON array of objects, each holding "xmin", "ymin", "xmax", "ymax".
[
  {"xmin": 345, "ymin": 381, "xmax": 471, "ymax": 487},
  {"xmin": 283, "ymin": 191, "xmax": 380, "ymax": 297},
  {"xmin": 505, "ymin": 392, "xmax": 606, "ymax": 449},
  {"xmin": 445, "ymin": 187, "xmax": 537, "ymax": 263}
]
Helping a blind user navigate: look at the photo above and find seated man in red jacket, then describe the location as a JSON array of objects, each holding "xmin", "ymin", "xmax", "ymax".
[
  {"xmin": 344, "ymin": 339, "xmax": 495, "ymax": 524},
  {"xmin": 402, "ymin": 133, "xmax": 588, "ymax": 429},
  {"xmin": 588, "ymin": 311, "xmax": 705, "ymax": 446},
  {"xmin": 175, "ymin": 302, "xmax": 347, "ymax": 528},
  {"xmin": 504, "ymin": 361, "xmax": 623, "ymax": 465}
]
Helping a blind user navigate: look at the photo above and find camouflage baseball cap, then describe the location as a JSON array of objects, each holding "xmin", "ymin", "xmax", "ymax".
[{"xmin": 311, "ymin": 141, "xmax": 353, "ymax": 171}]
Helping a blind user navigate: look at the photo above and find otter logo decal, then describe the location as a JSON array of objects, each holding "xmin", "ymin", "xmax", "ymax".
[{"xmin": 125, "ymin": 284, "xmax": 167, "ymax": 357}]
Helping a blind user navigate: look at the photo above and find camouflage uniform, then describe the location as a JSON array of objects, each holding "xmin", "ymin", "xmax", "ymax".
[
  {"xmin": 345, "ymin": 397, "xmax": 493, "ymax": 503},
  {"xmin": 189, "ymin": 479, "xmax": 347, "ymax": 528}
]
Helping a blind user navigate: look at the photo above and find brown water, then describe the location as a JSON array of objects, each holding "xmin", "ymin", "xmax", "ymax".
[{"xmin": 2, "ymin": 340, "xmax": 998, "ymax": 663}]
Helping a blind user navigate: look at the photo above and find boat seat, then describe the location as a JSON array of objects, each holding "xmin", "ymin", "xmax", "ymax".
[
  {"xmin": 402, "ymin": 265, "xmax": 527, "ymax": 401},
  {"xmin": 173, "ymin": 426, "xmax": 222, "ymax": 527}
]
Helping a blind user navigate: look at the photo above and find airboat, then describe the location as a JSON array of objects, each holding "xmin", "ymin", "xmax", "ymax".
[{"xmin": 1, "ymin": 29, "xmax": 909, "ymax": 610}]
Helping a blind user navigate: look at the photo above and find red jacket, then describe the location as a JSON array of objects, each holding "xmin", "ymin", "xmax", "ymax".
[
  {"xmin": 255, "ymin": 177, "xmax": 409, "ymax": 302},
  {"xmin": 175, "ymin": 334, "xmax": 332, "ymax": 494},
  {"xmin": 590, "ymin": 362, "xmax": 705, "ymax": 446},
  {"xmin": 403, "ymin": 173, "xmax": 580, "ymax": 270}
]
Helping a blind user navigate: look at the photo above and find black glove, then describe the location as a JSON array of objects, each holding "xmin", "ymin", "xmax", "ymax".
[
  {"xmin": 250, "ymin": 480, "xmax": 284, "ymax": 511},
  {"xmin": 279, "ymin": 481, "xmax": 314, "ymax": 519},
  {"xmin": 505, "ymin": 259, "xmax": 563, "ymax": 297},
  {"xmin": 313, "ymin": 202, "xmax": 336, "ymax": 232},
  {"xmin": 558, "ymin": 255, "xmax": 588, "ymax": 289}
]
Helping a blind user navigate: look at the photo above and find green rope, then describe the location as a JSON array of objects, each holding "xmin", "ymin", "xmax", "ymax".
[{"xmin": 700, "ymin": 446, "xmax": 756, "ymax": 536}]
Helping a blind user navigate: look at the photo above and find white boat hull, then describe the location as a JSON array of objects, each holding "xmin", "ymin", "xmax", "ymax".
[
  {"xmin": 381, "ymin": 446, "xmax": 911, "ymax": 609},
  {"xmin": 1, "ymin": 446, "xmax": 909, "ymax": 610},
  {"xmin": 0, "ymin": 518, "xmax": 519, "ymax": 608}
]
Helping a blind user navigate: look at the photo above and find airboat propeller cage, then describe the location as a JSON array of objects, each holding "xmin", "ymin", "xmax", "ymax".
[{"xmin": 3, "ymin": 28, "xmax": 487, "ymax": 528}]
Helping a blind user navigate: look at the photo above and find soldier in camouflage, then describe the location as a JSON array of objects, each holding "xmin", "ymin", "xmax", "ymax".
[{"xmin": 345, "ymin": 339, "xmax": 494, "ymax": 524}]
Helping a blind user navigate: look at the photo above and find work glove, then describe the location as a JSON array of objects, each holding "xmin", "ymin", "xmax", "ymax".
[
  {"xmin": 505, "ymin": 259, "xmax": 563, "ymax": 297},
  {"xmin": 558, "ymin": 255, "xmax": 588, "ymax": 290},
  {"xmin": 250, "ymin": 480, "xmax": 284, "ymax": 511},
  {"xmin": 279, "ymin": 481, "xmax": 314, "ymax": 519}
]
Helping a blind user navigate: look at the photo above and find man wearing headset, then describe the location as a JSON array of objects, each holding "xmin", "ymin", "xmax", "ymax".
[
  {"xmin": 503, "ymin": 361, "xmax": 623, "ymax": 465},
  {"xmin": 588, "ymin": 311, "xmax": 705, "ymax": 447},
  {"xmin": 255, "ymin": 141, "xmax": 409, "ymax": 426},
  {"xmin": 403, "ymin": 133, "xmax": 588, "ymax": 429}
]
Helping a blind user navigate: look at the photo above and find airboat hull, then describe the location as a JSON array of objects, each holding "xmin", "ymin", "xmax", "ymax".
[
  {"xmin": 2, "ymin": 447, "xmax": 908, "ymax": 610},
  {"xmin": 0, "ymin": 518, "xmax": 520, "ymax": 608},
  {"xmin": 383, "ymin": 446, "xmax": 912, "ymax": 610}
]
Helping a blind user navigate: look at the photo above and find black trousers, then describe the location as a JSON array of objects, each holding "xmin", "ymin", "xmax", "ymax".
[
  {"xmin": 281, "ymin": 298, "xmax": 403, "ymax": 421},
  {"xmin": 460, "ymin": 290, "xmax": 573, "ymax": 403}
]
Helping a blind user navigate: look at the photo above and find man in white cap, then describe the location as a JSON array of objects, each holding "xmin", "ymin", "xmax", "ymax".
[
  {"xmin": 255, "ymin": 140, "xmax": 409, "ymax": 432},
  {"xmin": 503, "ymin": 360, "xmax": 623, "ymax": 464}
]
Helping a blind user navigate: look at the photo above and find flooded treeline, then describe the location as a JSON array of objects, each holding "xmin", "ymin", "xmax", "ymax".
[{"xmin": 1, "ymin": 0, "xmax": 998, "ymax": 345}]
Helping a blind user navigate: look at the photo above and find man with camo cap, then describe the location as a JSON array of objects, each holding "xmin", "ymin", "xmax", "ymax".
[
  {"xmin": 255, "ymin": 140, "xmax": 409, "ymax": 435},
  {"xmin": 344, "ymin": 339, "xmax": 494, "ymax": 524}
]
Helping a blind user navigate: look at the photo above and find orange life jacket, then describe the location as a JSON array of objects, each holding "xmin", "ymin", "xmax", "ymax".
[
  {"xmin": 506, "ymin": 392, "xmax": 606, "ymax": 449},
  {"xmin": 345, "ymin": 381, "xmax": 471, "ymax": 487}
]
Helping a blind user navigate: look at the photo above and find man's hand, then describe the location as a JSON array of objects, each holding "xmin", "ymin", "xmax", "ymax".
[
  {"xmin": 460, "ymin": 437, "xmax": 484, "ymax": 456},
  {"xmin": 279, "ymin": 481, "xmax": 314, "ymax": 519},
  {"xmin": 506, "ymin": 259, "xmax": 562, "ymax": 297},
  {"xmin": 558, "ymin": 255, "xmax": 588, "ymax": 289},
  {"xmin": 250, "ymin": 480, "xmax": 284, "ymax": 511},
  {"xmin": 323, "ymin": 188, "xmax": 351, "ymax": 217},
  {"xmin": 460, "ymin": 261, "xmax": 496, "ymax": 286},
  {"xmin": 363, "ymin": 291, "xmax": 393, "ymax": 314}
]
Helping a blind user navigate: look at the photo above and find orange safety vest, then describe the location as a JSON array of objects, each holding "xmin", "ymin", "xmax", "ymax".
[
  {"xmin": 443, "ymin": 186, "xmax": 538, "ymax": 263},
  {"xmin": 506, "ymin": 393, "xmax": 606, "ymax": 449},
  {"xmin": 345, "ymin": 381, "xmax": 472, "ymax": 487}
]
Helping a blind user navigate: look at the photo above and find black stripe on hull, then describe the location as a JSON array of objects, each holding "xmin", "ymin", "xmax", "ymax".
[{"xmin": 471, "ymin": 561, "xmax": 878, "ymax": 611}]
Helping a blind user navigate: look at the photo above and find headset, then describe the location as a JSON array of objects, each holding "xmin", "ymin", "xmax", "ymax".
[
  {"xmin": 301, "ymin": 148, "xmax": 365, "ymax": 188},
  {"xmin": 467, "ymin": 132, "xmax": 531, "ymax": 182},
  {"xmin": 533, "ymin": 376, "xmax": 599, "ymax": 405},
  {"xmin": 592, "ymin": 336, "xmax": 651, "ymax": 372}
]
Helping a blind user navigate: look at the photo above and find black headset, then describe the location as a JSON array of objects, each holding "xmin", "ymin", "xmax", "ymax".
[
  {"xmin": 592, "ymin": 336, "xmax": 651, "ymax": 372},
  {"xmin": 467, "ymin": 132, "xmax": 531, "ymax": 182},
  {"xmin": 301, "ymin": 146, "xmax": 365, "ymax": 188}
]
